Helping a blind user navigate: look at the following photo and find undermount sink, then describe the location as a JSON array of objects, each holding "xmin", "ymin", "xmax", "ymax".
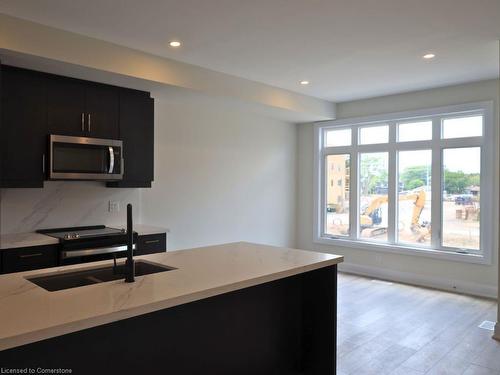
[{"xmin": 27, "ymin": 260, "xmax": 176, "ymax": 292}]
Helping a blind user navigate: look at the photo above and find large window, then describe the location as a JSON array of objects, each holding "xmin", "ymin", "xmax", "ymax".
[{"xmin": 314, "ymin": 102, "xmax": 494, "ymax": 263}]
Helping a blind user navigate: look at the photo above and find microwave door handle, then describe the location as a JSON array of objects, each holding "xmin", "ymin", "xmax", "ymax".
[{"xmin": 108, "ymin": 146, "xmax": 115, "ymax": 173}]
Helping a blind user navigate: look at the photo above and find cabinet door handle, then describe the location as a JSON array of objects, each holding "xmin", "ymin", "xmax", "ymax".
[
  {"xmin": 42, "ymin": 154, "xmax": 46, "ymax": 174},
  {"xmin": 19, "ymin": 253, "xmax": 43, "ymax": 259},
  {"xmin": 88, "ymin": 113, "xmax": 91, "ymax": 133},
  {"xmin": 81, "ymin": 113, "xmax": 85, "ymax": 132},
  {"xmin": 145, "ymin": 240, "xmax": 160, "ymax": 244}
]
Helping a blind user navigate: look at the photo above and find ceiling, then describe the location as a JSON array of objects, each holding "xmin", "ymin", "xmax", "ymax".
[{"xmin": 0, "ymin": 0, "xmax": 499, "ymax": 102}]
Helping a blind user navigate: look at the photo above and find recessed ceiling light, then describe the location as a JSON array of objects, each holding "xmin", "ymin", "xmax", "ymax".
[
  {"xmin": 169, "ymin": 41, "xmax": 181, "ymax": 48},
  {"xmin": 300, "ymin": 80, "xmax": 310, "ymax": 85},
  {"xmin": 423, "ymin": 53, "xmax": 436, "ymax": 59}
]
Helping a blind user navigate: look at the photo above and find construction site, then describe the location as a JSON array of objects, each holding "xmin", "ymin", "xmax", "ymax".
[{"xmin": 325, "ymin": 153, "xmax": 480, "ymax": 249}]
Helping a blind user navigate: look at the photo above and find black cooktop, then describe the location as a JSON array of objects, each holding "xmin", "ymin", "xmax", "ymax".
[{"xmin": 37, "ymin": 225, "xmax": 126, "ymax": 241}]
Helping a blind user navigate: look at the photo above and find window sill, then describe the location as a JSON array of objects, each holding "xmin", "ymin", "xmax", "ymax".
[{"xmin": 313, "ymin": 236, "xmax": 491, "ymax": 265}]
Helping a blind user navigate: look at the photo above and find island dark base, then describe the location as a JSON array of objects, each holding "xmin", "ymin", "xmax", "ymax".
[{"xmin": 0, "ymin": 265, "xmax": 337, "ymax": 375}]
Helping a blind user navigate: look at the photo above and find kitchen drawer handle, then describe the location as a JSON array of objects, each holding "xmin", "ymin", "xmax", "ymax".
[
  {"xmin": 61, "ymin": 244, "xmax": 136, "ymax": 259},
  {"xmin": 145, "ymin": 239, "xmax": 160, "ymax": 244},
  {"xmin": 19, "ymin": 253, "xmax": 43, "ymax": 259}
]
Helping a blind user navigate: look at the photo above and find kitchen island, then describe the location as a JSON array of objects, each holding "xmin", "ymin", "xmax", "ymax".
[{"xmin": 0, "ymin": 242, "xmax": 343, "ymax": 374}]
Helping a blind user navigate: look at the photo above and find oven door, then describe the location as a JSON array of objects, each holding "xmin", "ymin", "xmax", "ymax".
[
  {"xmin": 49, "ymin": 135, "xmax": 123, "ymax": 180},
  {"xmin": 59, "ymin": 235, "xmax": 138, "ymax": 265},
  {"xmin": 60, "ymin": 245, "xmax": 135, "ymax": 265}
]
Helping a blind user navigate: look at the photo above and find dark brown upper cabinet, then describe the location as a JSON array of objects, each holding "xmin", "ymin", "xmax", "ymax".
[
  {"xmin": 1, "ymin": 65, "xmax": 153, "ymax": 188},
  {"xmin": 107, "ymin": 89, "xmax": 154, "ymax": 188},
  {"xmin": 1, "ymin": 66, "xmax": 47, "ymax": 188},
  {"xmin": 47, "ymin": 77, "xmax": 119, "ymax": 139},
  {"xmin": 85, "ymin": 84, "xmax": 119, "ymax": 139},
  {"xmin": 46, "ymin": 77, "xmax": 86, "ymax": 136}
]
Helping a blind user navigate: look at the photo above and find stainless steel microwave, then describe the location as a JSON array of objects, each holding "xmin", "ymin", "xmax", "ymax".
[{"xmin": 49, "ymin": 135, "xmax": 123, "ymax": 181}]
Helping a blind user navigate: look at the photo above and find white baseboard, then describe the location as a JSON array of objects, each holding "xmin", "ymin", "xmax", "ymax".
[
  {"xmin": 338, "ymin": 262, "xmax": 498, "ymax": 299},
  {"xmin": 494, "ymin": 323, "xmax": 500, "ymax": 341}
]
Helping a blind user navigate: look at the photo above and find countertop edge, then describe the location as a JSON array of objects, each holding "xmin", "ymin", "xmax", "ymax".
[{"xmin": 0, "ymin": 255, "xmax": 342, "ymax": 351}]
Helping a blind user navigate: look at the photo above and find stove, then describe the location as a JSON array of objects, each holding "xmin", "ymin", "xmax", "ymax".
[
  {"xmin": 37, "ymin": 225, "xmax": 137, "ymax": 265},
  {"xmin": 38, "ymin": 225, "xmax": 127, "ymax": 241}
]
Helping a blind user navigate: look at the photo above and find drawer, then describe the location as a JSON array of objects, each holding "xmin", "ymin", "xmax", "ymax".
[
  {"xmin": 136, "ymin": 233, "xmax": 166, "ymax": 255},
  {"xmin": 2, "ymin": 245, "xmax": 58, "ymax": 274}
]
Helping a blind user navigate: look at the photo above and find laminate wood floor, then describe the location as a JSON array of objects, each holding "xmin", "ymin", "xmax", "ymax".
[{"xmin": 337, "ymin": 273, "xmax": 499, "ymax": 375}]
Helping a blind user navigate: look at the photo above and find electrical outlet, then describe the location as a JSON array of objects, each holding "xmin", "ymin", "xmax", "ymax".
[{"xmin": 109, "ymin": 201, "xmax": 120, "ymax": 213}]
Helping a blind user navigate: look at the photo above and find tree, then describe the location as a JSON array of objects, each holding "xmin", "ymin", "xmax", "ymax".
[
  {"xmin": 443, "ymin": 170, "xmax": 479, "ymax": 194},
  {"xmin": 406, "ymin": 178, "xmax": 425, "ymax": 190},
  {"xmin": 362, "ymin": 160, "xmax": 479, "ymax": 196},
  {"xmin": 360, "ymin": 155, "xmax": 387, "ymax": 195},
  {"xmin": 400, "ymin": 165, "xmax": 430, "ymax": 191}
]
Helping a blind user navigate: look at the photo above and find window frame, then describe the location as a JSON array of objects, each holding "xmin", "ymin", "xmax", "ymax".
[{"xmin": 313, "ymin": 101, "xmax": 495, "ymax": 265}]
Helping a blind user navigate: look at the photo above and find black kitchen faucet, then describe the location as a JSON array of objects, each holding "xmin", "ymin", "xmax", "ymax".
[
  {"xmin": 113, "ymin": 203, "xmax": 135, "ymax": 282},
  {"xmin": 125, "ymin": 203, "xmax": 135, "ymax": 282}
]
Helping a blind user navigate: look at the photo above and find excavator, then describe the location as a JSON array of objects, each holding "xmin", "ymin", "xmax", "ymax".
[{"xmin": 360, "ymin": 189, "xmax": 430, "ymax": 242}]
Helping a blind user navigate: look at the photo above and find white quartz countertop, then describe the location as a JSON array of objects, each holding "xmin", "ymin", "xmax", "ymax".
[
  {"xmin": 0, "ymin": 242, "xmax": 342, "ymax": 351},
  {"xmin": 0, "ymin": 224, "xmax": 169, "ymax": 250},
  {"xmin": 0, "ymin": 232, "xmax": 59, "ymax": 250}
]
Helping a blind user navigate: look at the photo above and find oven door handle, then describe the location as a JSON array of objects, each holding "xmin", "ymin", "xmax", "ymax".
[
  {"xmin": 61, "ymin": 244, "xmax": 136, "ymax": 259},
  {"xmin": 108, "ymin": 146, "xmax": 115, "ymax": 174}
]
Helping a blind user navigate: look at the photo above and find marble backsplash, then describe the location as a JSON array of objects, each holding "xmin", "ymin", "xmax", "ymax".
[{"xmin": 0, "ymin": 181, "xmax": 141, "ymax": 234}]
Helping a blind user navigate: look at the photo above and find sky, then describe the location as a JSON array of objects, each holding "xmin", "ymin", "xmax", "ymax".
[{"xmin": 326, "ymin": 115, "xmax": 482, "ymax": 174}]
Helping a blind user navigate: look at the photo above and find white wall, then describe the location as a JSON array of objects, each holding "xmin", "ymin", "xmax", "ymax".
[
  {"xmin": 140, "ymin": 94, "xmax": 297, "ymax": 250},
  {"xmin": 0, "ymin": 96, "xmax": 298, "ymax": 251},
  {"xmin": 0, "ymin": 182, "xmax": 140, "ymax": 234},
  {"xmin": 297, "ymin": 79, "xmax": 500, "ymax": 298}
]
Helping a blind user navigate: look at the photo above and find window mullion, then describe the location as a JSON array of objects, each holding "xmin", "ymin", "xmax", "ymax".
[
  {"xmin": 387, "ymin": 123, "xmax": 397, "ymax": 244},
  {"xmin": 320, "ymin": 152, "xmax": 327, "ymax": 238},
  {"xmin": 431, "ymin": 117, "xmax": 442, "ymax": 249},
  {"xmin": 351, "ymin": 127, "xmax": 359, "ymax": 239}
]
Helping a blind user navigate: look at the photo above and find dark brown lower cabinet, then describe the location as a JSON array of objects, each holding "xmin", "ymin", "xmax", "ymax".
[
  {"xmin": 0, "ymin": 266, "xmax": 338, "ymax": 375},
  {"xmin": 136, "ymin": 233, "xmax": 166, "ymax": 255},
  {"xmin": 0, "ymin": 233, "xmax": 166, "ymax": 274},
  {"xmin": 1, "ymin": 245, "xmax": 58, "ymax": 274}
]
